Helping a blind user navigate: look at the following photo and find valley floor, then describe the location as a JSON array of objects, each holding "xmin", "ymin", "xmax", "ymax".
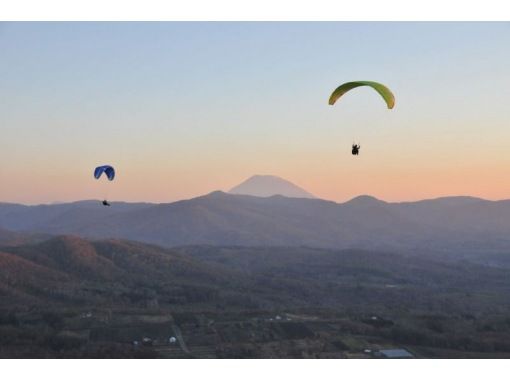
[
  {"xmin": 2, "ymin": 237, "xmax": 510, "ymax": 358},
  {"xmin": 2, "ymin": 307, "xmax": 510, "ymax": 358}
]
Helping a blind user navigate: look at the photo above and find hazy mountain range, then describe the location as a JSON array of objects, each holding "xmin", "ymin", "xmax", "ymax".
[{"xmin": 1, "ymin": 175, "xmax": 510, "ymax": 255}]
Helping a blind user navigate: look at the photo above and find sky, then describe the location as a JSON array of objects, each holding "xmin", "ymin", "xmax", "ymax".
[{"xmin": 1, "ymin": 22, "xmax": 510, "ymax": 204}]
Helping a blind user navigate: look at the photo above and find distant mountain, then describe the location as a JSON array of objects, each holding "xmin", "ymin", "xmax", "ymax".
[
  {"xmin": 1, "ymin": 193, "xmax": 510, "ymax": 254},
  {"xmin": 229, "ymin": 175, "xmax": 316, "ymax": 198},
  {"xmin": 0, "ymin": 200, "xmax": 150, "ymax": 231}
]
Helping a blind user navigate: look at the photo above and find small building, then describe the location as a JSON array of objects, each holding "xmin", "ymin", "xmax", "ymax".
[
  {"xmin": 374, "ymin": 348, "xmax": 414, "ymax": 359},
  {"xmin": 142, "ymin": 337, "xmax": 153, "ymax": 346},
  {"xmin": 361, "ymin": 315, "xmax": 394, "ymax": 328}
]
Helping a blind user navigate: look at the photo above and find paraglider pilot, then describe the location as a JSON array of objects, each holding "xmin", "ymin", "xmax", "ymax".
[
  {"xmin": 352, "ymin": 144, "xmax": 360, "ymax": 155},
  {"xmin": 94, "ymin": 165, "xmax": 115, "ymax": 207}
]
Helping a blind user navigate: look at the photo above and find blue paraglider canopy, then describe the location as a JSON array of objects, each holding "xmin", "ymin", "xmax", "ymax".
[{"xmin": 94, "ymin": 165, "xmax": 115, "ymax": 181}]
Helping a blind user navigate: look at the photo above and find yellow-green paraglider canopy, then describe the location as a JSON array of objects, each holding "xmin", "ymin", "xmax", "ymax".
[{"xmin": 329, "ymin": 81, "xmax": 395, "ymax": 109}]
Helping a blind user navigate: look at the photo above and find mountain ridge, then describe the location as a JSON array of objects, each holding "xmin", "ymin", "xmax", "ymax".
[{"xmin": 2, "ymin": 191, "xmax": 510, "ymax": 253}]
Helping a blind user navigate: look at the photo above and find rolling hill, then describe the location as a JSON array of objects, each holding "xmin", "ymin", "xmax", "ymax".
[
  {"xmin": 0, "ymin": 236, "xmax": 240, "ymax": 308},
  {"xmin": 1, "ymin": 236, "xmax": 510, "ymax": 314}
]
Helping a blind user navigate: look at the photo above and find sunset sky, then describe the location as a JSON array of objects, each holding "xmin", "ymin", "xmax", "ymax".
[{"xmin": 1, "ymin": 22, "xmax": 510, "ymax": 204}]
